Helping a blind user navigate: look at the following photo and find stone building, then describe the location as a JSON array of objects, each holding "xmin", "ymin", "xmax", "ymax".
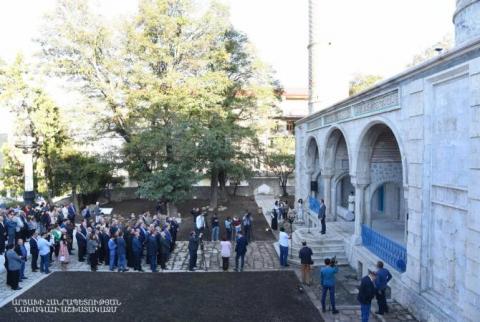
[{"xmin": 294, "ymin": 1, "xmax": 480, "ymax": 320}]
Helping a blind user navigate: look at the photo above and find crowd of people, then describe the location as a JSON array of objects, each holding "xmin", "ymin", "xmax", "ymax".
[
  {"xmin": 188, "ymin": 207, "xmax": 252, "ymax": 272},
  {"xmin": 1, "ymin": 201, "xmax": 180, "ymax": 290}
]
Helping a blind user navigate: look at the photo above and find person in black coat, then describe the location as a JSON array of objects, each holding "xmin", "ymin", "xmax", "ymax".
[
  {"xmin": 298, "ymin": 241, "xmax": 313, "ymax": 285},
  {"xmin": 234, "ymin": 232, "xmax": 248, "ymax": 272},
  {"xmin": 0, "ymin": 215, "xmax": 6, "ymax": 255},
  {"xmin": 358, "ymin": 270, "xmax": 377, "ymax": 322},
  {"xmin": 146, "ymin": 229, "xmax": 158, "ymax": 272},
  {"xmin": 188, "ymin": 231, "xmax": 200, "ymax": 271},
  {"xmin": 125, "ymin": 228, "xmax": 134, "ymax": 268},
  {"xmin": 29, "ymin": 232, "xmax": 39, "ymax": 272},
  {"xmin": 99, "ymin": 229, "xmax": 109, "ymax": 265},
  {"xmin": 132, "ymin": 230, "xmax": 143, "ymax": 271},
  {"xmin": 75, "ymin": 229, "xmax": 87, "ymax": 262}
]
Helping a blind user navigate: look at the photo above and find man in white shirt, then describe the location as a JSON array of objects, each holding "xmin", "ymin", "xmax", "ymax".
[
  {"xmin": 37, "ymin": 233, "xmax": 54, "ymax": 274},
  {"xmin": 195, "ymin": 213, "xmax": 205, "ymax": 235},
  {"xmin": 278, "ymin": 227, "xmax": 290, "ymax": 267}
]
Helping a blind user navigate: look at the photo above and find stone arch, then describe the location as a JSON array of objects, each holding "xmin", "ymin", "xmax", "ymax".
[
  {"xmin": 355, "ymin": 118, "xmax": 407, "ymax": 245},
  {"xmin": 355, "ymin": 117, "xmax": 407, "ymax": 187},
  {"xmin": 322, "ymin": 125, "xmax": 352, "ymax": 173},
  {"xmin": 323, "ymin": 125, "xmax": 353, "ymax": 221},
  {"xmin": 305, "ymin": 135, "xmax": 320, "ymax": 174}
]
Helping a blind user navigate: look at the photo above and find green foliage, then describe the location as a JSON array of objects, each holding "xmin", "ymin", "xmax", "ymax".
[
  {"xmin": 0, "ymin": 56, "xmax": 69, "ymax": 199},
  {"xmin": 407, "ymin": 33, "xmax": 453, "ymax": 68},
  {"xmin": 53, "ymin": 151, "xmax": 121, "ymax": 198},
  {"xmin": 0, "ymin": 146, "xmax": 24, "ymax": 197},
  {"xmin": 264, "ymin": 136, "xmax": 295, "ymax": 196},
  {"xmin": 37, "ymin": 0, "xmax": 281, "ymax": 208},
  {"xmin": 349, "ymin": 74, "xmax": 383, "ymax": 96}
]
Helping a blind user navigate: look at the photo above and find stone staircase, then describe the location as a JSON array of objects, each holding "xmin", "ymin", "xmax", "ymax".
[{"xmin": 274, "ymin": 226, "xmax": 349, "ymax": 266}]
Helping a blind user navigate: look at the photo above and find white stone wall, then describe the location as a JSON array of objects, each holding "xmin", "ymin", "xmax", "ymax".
[
  {"xmin": 295, "ymin": 51, "xmax": 480, "ymax": 320},
  {"xmin": 455, "ymin": 0, "xmax": 480, "ymax": 45}
]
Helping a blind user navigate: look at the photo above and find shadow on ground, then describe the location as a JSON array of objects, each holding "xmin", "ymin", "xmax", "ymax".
[{"xmin": 0, "ymin": 271, "xmax": 323, "ymax": 322}]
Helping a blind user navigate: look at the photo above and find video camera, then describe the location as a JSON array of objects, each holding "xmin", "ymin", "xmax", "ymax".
[{"xmin": 330, "ymin": 255, "xmax": 337, "ymax": 266}]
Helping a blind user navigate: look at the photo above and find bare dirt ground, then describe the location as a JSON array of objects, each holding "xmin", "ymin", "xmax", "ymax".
[{"xmin": 104, "ymin": 196, "xmax": 275, "ymax": 241}]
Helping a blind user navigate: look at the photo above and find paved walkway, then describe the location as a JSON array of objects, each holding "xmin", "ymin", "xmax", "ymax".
[
  {"xmin": 1, "ymin": 194, "xmax": 419, "ymax": 321},
  {"xmin": 0, "ymin": 240, "xmax": 282, "ymax": 308}
]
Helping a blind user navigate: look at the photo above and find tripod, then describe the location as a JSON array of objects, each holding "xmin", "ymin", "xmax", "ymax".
[{"xmin": 199, "ymin": 238, "xmax": 208, "ymax": 271}]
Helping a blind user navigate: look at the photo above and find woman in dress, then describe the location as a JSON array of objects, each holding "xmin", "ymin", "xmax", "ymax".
[{"xmin": 59, "ymin": 234, "xmax": 70, "ymax": 271}]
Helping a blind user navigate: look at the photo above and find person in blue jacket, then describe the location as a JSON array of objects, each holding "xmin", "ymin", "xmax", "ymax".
[
  {"xmin": 108, "ymin": 234, "xmax": 117, "ymax": 271},
  {"xmin": 320, "ymin": 257, "xmax": 339, "ymax": 314},
  {"xmin": 234, "ymin": 232, "xmax": 248, "ymax": 272},
  {"xmin": 375, "ymin": 261, "xmax": 392, "ymax": 315}
]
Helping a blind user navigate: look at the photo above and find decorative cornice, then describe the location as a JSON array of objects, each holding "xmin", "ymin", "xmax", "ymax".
[{"xmin": 305, "ymin": 89, "xmax": 400, "ymax": 131}]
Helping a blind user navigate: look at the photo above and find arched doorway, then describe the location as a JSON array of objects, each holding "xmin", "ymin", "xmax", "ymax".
[
  {"xmin": 305, "ymin": 137, "xmax": 320, "ymax": 196},
  {"xmin": 324, "ymin": 128, "xmax": 352, "ymax": 220},
  {"xmin": 357, "ymin": 123, "xmax": 406, "ymax": 245}
]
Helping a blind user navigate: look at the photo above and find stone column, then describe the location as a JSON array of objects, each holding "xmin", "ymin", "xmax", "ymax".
[
  {"xmin": 322, "ymin": 174, "xmax": 333, "ymax": 219},
  {"xmin": 364, "ymin": 188, "xmax": 372, "ymax": 227},
  {"xmin": 454, "ymin": 0, "xmax": 480, "ymax": 46},
  {"xmin": 353, "ymin": 184, "xmax": 367, "ymax": 245}
]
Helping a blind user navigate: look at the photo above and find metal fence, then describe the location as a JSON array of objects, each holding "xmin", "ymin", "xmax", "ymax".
[{"xmin": 361, "ymin": 224, "xmax": 407, "ymax": 272}]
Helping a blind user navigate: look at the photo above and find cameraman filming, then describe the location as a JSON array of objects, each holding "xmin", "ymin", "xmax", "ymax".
[{"xmin": 320, "ymin": 257, "xmax": 339, "ymax": 314}]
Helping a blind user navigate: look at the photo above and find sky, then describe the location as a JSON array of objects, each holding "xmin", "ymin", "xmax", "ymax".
[{"xmin": 0, "ymin": 0, "xmax": 456, "ymax": 91}]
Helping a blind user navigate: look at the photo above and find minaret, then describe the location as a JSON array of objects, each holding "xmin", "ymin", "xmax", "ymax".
[
  {"xmin": 308, "ymin": 0, "xmax": 348, "ymax": 115},
  {"xmin": 308, "ymin": 0, "xmax": 321, "ymax": 115},
  {"xmin": 454, "ymin": 0, "xmax": 480, "ymax": 46}
]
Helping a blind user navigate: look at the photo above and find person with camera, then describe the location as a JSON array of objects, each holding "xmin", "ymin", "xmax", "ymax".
[
  {"xmin": 188, "ymin": 231, "xmax": 201, "ymax": 271},
  {"xmin": 375, "ymin": 261, "xmax": 392, "ymax": 315},
  {"xmin": 298, "ymin": 241, "xmax": 313, "ymax": 285},
  {"xmin": 320, "ymin": 257, "xmax": 339, "ymax": 314}
]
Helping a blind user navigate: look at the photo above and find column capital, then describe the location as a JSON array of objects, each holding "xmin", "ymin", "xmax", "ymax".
[{"xmin": 350, "ymin": 176, "xmax": 369, "ymax": 187}]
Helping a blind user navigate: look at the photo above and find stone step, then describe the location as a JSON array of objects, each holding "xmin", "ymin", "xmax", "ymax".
[
  {"xmin": 291, "ymin": 244, "xmax": 345, "ymax": 252},
  {"xmin": 273, "ymin": 242, "xmax": 349, "ymax": 266},
  {"xmin": 288, "ymin": 257, "xmax": 349, "ymax": 267}
]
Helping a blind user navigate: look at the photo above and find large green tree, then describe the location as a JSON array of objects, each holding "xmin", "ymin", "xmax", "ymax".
[
  {"xmin": 263, "ymin": 136, "xmax": 295, "ymax": 197},
  {"xmin": 0, "ymin": 56, "xmax": 69, "ymax": 201},
  {"xmin": 38, "ymin": 0, "xmax": 280, "ymax": 211}
]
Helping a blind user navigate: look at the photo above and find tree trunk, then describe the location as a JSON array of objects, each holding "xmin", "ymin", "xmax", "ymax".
[
  {"xmin": 72, "ymin": 186, "xmax": 80, "ymax": 214},
  {"xmin": 280, "ymin": 174, "xmax": 288, "ymax": 197},
  {"xmin": 210, "ymin": 169, "xmax": 219, "ymax": 210},
  {"xmin": 218, "ymin": 169, "xmax": 229, "ymax": 203},
  {"xmin": 167, "ymin": 201, "xmax": 178, "ymax": 217}
]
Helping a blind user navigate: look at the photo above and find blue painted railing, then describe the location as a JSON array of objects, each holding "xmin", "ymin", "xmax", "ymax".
[
  {"xmin": 308, "ymin": 196, "xmax": 320, "ymax": 214},
  {"xmin": 361, "ymin": 224, "xmax": 407, "ymax": 272}
]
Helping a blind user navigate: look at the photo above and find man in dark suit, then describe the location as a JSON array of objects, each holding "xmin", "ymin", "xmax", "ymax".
[
  {"xmin": 116, "ymin": 231, "xmax": 128, "ymax": 272},
  {"xmin": 146, "ymin": 229, "xmax": 158, "ymax": 272},
  {"xmin": 358, "ymin": 270, "xmax": 377, "ymax": 322},
  {"xmin": 234, "ymin": 232, "xmax": 248, "ymax": 272},
  {"xmin": 75, "ymin": 228, "xmax": 87, "ymax": 262},
  {"xmin": 29, "ymin": 232, "xmax": 39, "ymax": 272},
  {"xmin": 188, "ymin": 231, "xmax": 200, "ymax": 271},
  {"xmin": 318, "ymin": 199, "xmax": 327, "ymax": 234},
  {"xmin": 132, "ymin": 230, "xmax": 143, "ymax": 271}
]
